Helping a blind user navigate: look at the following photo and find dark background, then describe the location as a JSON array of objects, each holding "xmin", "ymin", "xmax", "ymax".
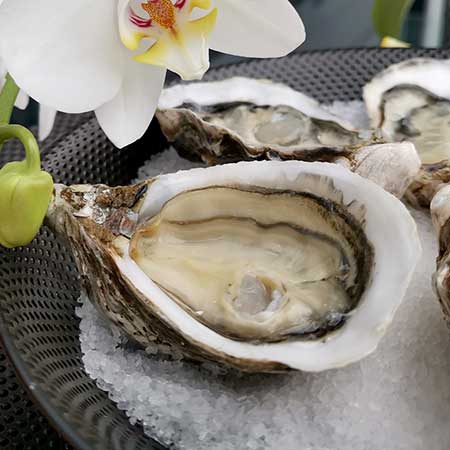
[{"xmin": 210, "ymin": 0, "xmax": 435, "ymax": 65}]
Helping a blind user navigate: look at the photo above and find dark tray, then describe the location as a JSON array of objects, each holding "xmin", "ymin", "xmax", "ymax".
[{"xmin": 1, "ymin": 48, "xmax": 450, "ymax": 450}]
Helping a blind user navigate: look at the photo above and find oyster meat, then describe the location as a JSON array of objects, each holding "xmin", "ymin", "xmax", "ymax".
[
  {"xmin": 157, "ymin": 77, "xmax": 374, "ymax": 164},
  {"xmin": 47, "ymin": 161, "xmax": 420, "ymax": 372},
  {"xmin": 364, "ymin": 58, "xmax": 450, "ymax": 206},
  {"xmin": 129, "ymin": 183, "xmax": 372, "ymax": 342}
]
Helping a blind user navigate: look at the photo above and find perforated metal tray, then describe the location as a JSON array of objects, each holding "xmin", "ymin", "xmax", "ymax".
[{"xmin": 1, "ymin": 48, "xmax": 450, "ymax": 450}]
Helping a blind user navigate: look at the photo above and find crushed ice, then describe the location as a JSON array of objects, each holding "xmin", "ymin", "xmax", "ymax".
[
  {"xmin": 322, "ymin": 100, "xmax": 371, "ymax": 129},
  {"xmin": 77, "ymin": 101, "xmax": 450, "ymax": 450}
]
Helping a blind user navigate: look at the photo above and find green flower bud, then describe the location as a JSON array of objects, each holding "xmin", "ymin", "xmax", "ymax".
[{"xmin": 0, "ymin": 125, "xmax": 53, "ymax": 248}]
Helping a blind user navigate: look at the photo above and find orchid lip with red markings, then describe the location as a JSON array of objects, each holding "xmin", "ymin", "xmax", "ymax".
[
  {"xmin": 120, "ymin": 0, "xmax": 217, "ymax": 80},
  {"xmin": 129, "ymin": 10, "xmax": 152, "ymax": 28}
]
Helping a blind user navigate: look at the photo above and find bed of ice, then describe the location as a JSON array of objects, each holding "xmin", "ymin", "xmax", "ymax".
[{"xmin": 77, "ymin": 101, "xmax": 450, "ymax": 450}]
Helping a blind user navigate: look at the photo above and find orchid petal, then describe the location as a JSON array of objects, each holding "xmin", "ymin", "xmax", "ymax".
[
  {"xmin": 38, "ymin": 105, "xmax": 57, "ymax": 141},
  {"xmin": 95, "ymin": 61, "xmax": 166, "ymax": 149},
  {"xmin": 14, "ymin": 90, "xmax": 29, "ymax": 111},
  {"xmin": 0, "ymin": 57, "xmax": 28, "ymax": 110},
  {"xmin": 0, "ymin": 0, "xmax": 125, "ymax": 113},
  {"xmin": 209, "ymin": 0, "xmax": 305, "ymax": 58}
]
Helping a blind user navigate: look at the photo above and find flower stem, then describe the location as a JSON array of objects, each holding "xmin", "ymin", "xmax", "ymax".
[
  {"xmin": 0, "ymin": 73, "xmax": 41, "ymax": 172},
  {"xmin": 0, "ymin": 124, "xmax": 41, "ymax": 172},
  {"xmin": 0, "ymin": 73, "xmax": 19, "ymax": 124}
]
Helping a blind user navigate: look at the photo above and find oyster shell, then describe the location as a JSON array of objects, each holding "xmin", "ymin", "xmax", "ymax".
[
  {"xmin": 430, "ymin": 185, "xmax": 450, "ymax": 322},
  {"xmin": 364, "ymin": 58, "xmax": 450, "ymax": 206},
  {"xmin": 47, "ymin": 161, "xmax": 420, "ymax": 372},
  {"xmin": 157, "ymin": 77, "xmax": 375, "ymax": 164}
]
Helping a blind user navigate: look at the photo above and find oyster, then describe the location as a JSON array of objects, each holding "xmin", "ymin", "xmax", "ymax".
[
  {"xmin": 430, "ymin": 185, "xmax": 450, "ymax": 322},
  {"xmin": 157, "ymin": 77, "xmax": 375, "ymax": 164},
  {"xmin": 364, "ymin": 58, "xmax": 450, "ymax": 206},
  {"xmin": 47, "ymin": 161, "xmax": 420, "ymax": 372}
]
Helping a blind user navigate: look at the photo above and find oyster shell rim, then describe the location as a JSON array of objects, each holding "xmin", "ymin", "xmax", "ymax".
[
  {"xmin": 159, "ymin": 76, "xmax": 357, "ymax": 131},
  {"xmin": 156, "ymin": 77, "xmax": 368, "ymax": 164},
  {"xmin": 363, "ymin": 58, "xmax": 450, "ymax": 129},
  {"xmin": 108, "ymin": 160, "xmax": 421, "ymax": 372},
  {"xmin": 128, "ymin": 182, "xmax": 374, "ymax": 343},
  {"xmin": 363, "ymin": 57, "xmax": 450, "ymax": 207}
]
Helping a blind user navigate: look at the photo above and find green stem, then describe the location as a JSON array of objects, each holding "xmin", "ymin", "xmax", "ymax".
[
  {"xmin": 0, "ymin": 74, "xmax": 20, "ymax": 124},
  {"xmin": 0, "ymin": 124, "xmax": 41, "ymax": 172}
]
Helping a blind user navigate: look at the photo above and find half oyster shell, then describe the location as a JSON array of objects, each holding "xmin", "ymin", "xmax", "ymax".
[
  {"xmin": 157, "ymin": 77, "xmax": 375, "ymax": 164},
  {"xmin": 47, "ymin": 161, "xmax": 420, "ymax": 372},
  {"xmin": 364, "ymin": 58, "xmax": 450, "ymax": 206}
]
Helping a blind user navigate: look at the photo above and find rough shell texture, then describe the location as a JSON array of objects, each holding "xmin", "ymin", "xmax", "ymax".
[
  {"xmin": 46, "ymin": 161, "xmax": 420, "ymax": 373},
  {"xmin": 430, "ymin": 185, "xmax": 450, "ymax": 322},
  {"xmin": 47, "ymin": 184, "xmax": 287, "ymax": 372},
  {"xmin": 336, "ymin": 142, "xmax": 421, "ymax": 199}
]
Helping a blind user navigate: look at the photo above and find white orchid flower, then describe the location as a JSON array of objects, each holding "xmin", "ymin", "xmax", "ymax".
[
  {"xmin": 0, "ymin": 57, "xmax": 57, "ymax": 141},
  {"xmin": 37, "ymin": 105, "xmax": 58, "ymax": 142},
  {"xmin": 0, "ymin": 0, "xmax": 305, "ymax": 148},
  {"xmin": 0, "ymin": 58, "xmax": 28, "ymax": 111}
]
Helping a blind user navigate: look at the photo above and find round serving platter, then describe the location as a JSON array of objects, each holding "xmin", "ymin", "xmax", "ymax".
[{"xmin": 1, "ymin": 48, "xmax": 450, "ymax": 450}]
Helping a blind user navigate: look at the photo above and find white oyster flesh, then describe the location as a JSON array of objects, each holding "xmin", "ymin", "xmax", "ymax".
[
  {"xmin": 112, "ymin": 161, "xmax": 420, "ymax": 372},
  {"xmin": 363, "ymin": 58, "xmax": 450, "ymax": 165}
]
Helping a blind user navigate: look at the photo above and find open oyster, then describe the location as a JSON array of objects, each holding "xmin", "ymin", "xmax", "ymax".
[
  {"xmin": 364, "ymin": 58, "xmax": 450, "ymax": 206},
  {"xmin": 157, "ymin": 77, "xmax": 375, "ymax": 164},
  {"xmin": 47, "ymin": 161, "xmax": 420, "ymax": 372}
]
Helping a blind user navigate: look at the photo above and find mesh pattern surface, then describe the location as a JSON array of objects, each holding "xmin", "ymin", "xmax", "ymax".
[{"xmin": 1, "ymin": 48, "xmax": 450, "ymax": 450}]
